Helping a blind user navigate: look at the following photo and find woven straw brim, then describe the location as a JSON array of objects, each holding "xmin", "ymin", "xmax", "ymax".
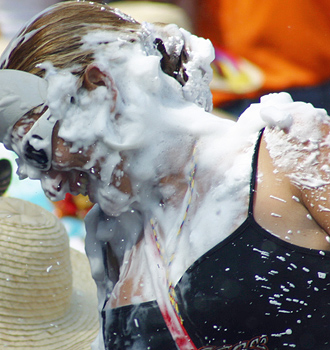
[
  {"xmin": 0, "ymin": 250, "xmax": 99, "ymax": 349},
  {"xmin": 0, "ymin": 198, "xmax": 99, "ymax": 349}
]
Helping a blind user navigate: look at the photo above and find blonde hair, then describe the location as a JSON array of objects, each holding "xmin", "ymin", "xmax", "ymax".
[{"xmin": 1, "ymin": 1, "xmax": 141, "ymax": 77}]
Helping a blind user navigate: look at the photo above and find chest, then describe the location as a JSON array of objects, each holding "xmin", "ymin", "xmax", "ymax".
[{"xmin": 174, "ymin": 221, "xmax": 330, "ymax": 348}]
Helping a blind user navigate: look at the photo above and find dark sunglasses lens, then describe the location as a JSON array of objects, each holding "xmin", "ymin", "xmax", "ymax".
[{"xmin": 24, "ymin": 141, "xmax": 49, "ymax": 169}]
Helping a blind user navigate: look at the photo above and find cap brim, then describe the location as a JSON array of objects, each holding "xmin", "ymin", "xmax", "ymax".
[{"xmin": 0, "ymin": 69, "xmax": 48, "ymax": 142}]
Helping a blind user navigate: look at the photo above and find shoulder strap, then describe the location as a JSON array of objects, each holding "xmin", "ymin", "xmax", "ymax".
[
  {"xmin": 146, "ymin": 219, "xmax": 198, "ymax": 350},
  {"xmin": 248, "ymin": 128, "xmax": 265, "ymax": 216}
]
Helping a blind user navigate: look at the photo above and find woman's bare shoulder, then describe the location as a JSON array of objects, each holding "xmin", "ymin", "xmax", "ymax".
[{"xmin": 261, "ymin": 105, "xmax": 330, "ymax": 242}]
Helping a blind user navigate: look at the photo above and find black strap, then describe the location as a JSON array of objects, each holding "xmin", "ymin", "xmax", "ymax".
[{"xmin": 248, "ymin": 128, "xmax": 265, "ymax": 216}]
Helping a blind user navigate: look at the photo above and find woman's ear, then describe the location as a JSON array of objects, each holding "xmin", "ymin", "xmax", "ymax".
[
  {"xmin": 83, "ymin": 64, "xmax": 109, "ymax": 91},
  {"xmin": 83, "ymin": 64, "xmax": 118, "ymax": 112}
]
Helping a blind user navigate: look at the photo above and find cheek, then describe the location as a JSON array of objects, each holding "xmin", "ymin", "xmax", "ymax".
[
  {"xmin": 53, "ymin": 140, "xmax": 75, "ymax": 167},
  {"xmin": 52, "ymin": 124, "xmax": 77, "ymax": 168},
  {"xmin": 52, "ymin": 139, "xmax": 93, "ymax": 169},
  {"xmin": 52, "ymin": 127, "xmax": 96, "ymax": 169}
]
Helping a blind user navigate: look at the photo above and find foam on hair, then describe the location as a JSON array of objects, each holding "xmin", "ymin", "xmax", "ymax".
[
  {"xmin": 0, "ymin": 1, "xmax": 140, "ymax": 76},
  {"xmin": 0, "ymin": 0, "xmax": 214, "ymax": 111}
]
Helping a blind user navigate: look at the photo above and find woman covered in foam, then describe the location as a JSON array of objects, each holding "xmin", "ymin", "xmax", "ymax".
[{"xmin": 2, "ymin": 2, "xmax": 330, "ymax": 349}]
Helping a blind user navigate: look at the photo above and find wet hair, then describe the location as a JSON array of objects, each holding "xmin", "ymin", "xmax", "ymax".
[
  {"xmin": 1, "ymin": 1, "xmax": 189, "ymax": 86},
  {"xmin": 1, "ymin": 1, "xmax": 140, "ymax": 77}
]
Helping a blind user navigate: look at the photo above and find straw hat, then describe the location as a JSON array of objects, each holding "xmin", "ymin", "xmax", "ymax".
[{"xmin": 0, "ymin": 197, "xmax": 99, "ymax": 349}]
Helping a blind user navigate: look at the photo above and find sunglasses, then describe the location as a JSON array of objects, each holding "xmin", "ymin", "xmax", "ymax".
[{"xmin": 20, "ymin": 108, "xmax": 57, "ymax": 171}]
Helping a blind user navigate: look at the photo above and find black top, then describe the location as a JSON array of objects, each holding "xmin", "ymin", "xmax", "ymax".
[{"xmin": 102, "ymin": 131, "xmax": 330, "ymax": 350}]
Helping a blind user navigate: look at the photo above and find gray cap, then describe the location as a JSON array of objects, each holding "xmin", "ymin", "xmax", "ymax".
[{"xmin": 0, "ymin": 69, "xmax": 47, "ymax": 142}]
